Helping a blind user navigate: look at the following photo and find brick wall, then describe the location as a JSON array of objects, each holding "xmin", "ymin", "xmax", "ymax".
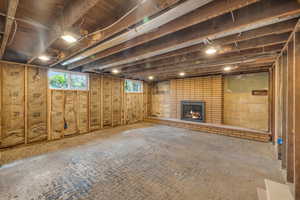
[{"xmin": 151, "ymin": 75, "xmax": 223, "ymax": 124}]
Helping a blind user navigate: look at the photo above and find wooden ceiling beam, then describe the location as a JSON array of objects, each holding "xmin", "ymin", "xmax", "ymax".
[
  {"xmin": 83, "ymin": 0, "xmax": 300, "ymax": 72},
  {"xmin": 140, "ymin": 65, "xmax": 272, "ymax": 81},
  {"xmin": 50, "ymin": 0, "xmax": 181, "ymax": 67},
  {"xmin": 66, "ymin": 0, "xmax": 260, "ymax": 70},
  {"xmin": 120, "ymin": 33, "xmax": 289, "ymax": 74},
  {"xmin": 120, "ymin": 19, "xmax": 297, "ymax": 69},
  {"xmin": 0, "ymin": 0, "xmax": 19, "ymax": 59},
  {"xmin": 127, "ymin": 46, "xmax": 281, "ymax": 77},
  {"xmin": 132, "ymin": 59, "xmax": 275, "ymax": 81},
  {"xmin": 27, "ymin": 0, "xmax": 103, "ymax": 64}
]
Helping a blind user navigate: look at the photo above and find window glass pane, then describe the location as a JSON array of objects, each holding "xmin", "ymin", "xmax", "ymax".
[
  {"xmin": 70, "ymin": 74, "xmax": 88, "ymax": 90},
  {"xmin": 48, "ymin": 70, "xmax": 89, "ymax": 90},
  {"xmin": 125, "ymin": 79, "xmax": 143, "ymax": 93},
  {"xmin": 48, "ymin": 71, "xmax": 69, "ymax": 89}
]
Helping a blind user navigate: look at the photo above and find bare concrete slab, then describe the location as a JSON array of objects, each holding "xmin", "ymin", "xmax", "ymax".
[{"xmin": 0, "ymin": 123, "xmax": 283, "ymax": 200}]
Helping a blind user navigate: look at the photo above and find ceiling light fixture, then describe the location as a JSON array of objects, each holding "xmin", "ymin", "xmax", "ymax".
[
  {"xmin": 224, "ymin": 66, "xmax": 232, "ymax": 71},
  {"xmin": 179, "ymin": 72, "xmax": 185, "ymax": 76},
  {"xmin": 61, "ymin": 34, "xmax": 77, "ymax": 43},
  {"xmin": 112, "ymin": 69, "xmax": 120, "ymax": 74},
  {"xmin": 38, "ymin": 55, "xmax": 50, "ymax": 61},
  {"xmin": 148, "ymin": 76, "xmax": 154, "ymax": 80},
  {"xmin": 205, "ymin": 47, "xmax": 217, "ymax": 55}
]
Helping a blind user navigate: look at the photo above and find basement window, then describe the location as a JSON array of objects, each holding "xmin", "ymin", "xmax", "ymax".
[
  {"xmin": 48, "ymin": 70, "xmax": 89, "ymax": 90},
  {"xmin": 125, "ymin": 79, "xmax": 143, "ymax": 93}
]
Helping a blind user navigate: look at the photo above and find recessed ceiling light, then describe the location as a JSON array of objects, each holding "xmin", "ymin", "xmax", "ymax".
[
  {"xmin": 224, "ymin": 66, "xmax": 232, "ymax": 71},
  {"xmin": 38, "ymin": 55, "xmax": 50, "ymax": 61},
  {"xmin": 148, "ymin": 76, "xmax": 154, "ymax": 80},
  {"xmin": 112, "ymin": 69, "xmax": 120, "ymax": 74},
  {"xmin": 205, "ymin": 47, "xmax": 217, "ymax": 55},
  {"xmin": 61, "ymin": 34, "xmax": 77, "ymax": 43},
  {"xmin": 179, "ymin": 72, "xmax": 185, "ymax": 76}
]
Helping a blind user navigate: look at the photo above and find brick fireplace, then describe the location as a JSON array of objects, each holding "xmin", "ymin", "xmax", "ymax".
[{"xmin": 181, "ymin": 101, "xmax": 205, "ymax": 122}]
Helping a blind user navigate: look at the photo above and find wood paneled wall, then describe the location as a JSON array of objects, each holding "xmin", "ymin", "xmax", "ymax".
[
  {"xmin": 0, "ymin": 61, "xmax": 148, "ymax": 148},
  {"xmin": 150, "ymin": 75, "xmax": 223, "ymax": 124}
]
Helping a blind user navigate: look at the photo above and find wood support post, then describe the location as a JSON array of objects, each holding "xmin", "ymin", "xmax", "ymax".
[
  {"xmin": 282, "ymin": 51, "xmax": 288, "ymax": 169},
  {"xmin": 294, "ymin": 30, "xmax": 300, "ymax": 199},
  {"xmin": 287, "ymin": 40, "xmax": 295, "ymax": 183}
]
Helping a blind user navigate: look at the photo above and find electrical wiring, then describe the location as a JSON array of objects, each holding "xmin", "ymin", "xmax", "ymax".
[
  {"xmin": 0, "ymin": 11, "xmax": 50, "ymax": 30},
  {"xmin": 66, "ymin": 0, "xmax": 145, "ymax": 50}
]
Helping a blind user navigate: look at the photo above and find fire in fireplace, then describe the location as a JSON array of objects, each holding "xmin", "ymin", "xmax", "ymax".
[{"xmin": 181, "ymin": 101, "xmax": 205, "ymax": 122}]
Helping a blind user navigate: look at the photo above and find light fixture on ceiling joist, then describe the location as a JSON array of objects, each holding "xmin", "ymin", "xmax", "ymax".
[
  {"xmin": 224, "ymin": 66, "xmax": 238, "ymax": 72},
  {"xmin": 61, "ymin": 33, "xmax": 78, "ymax": 43},
  {"xmin": 179, "ymin": 72, "xmax": 185, "ymax": 76},
  {"xmin": 38, "ymin": 55, "xmax": 50, "ymax": 61},
  {"xmin": 205, "ymin": 47, "xmax": 217, "ymax": 55},
  {"xmin": 224, "ymin": 66, "xmax": 232, "ymax": 71},
  {"xmin": 112, "ymin": 69, "xmax": 120, "ymax": 74}
]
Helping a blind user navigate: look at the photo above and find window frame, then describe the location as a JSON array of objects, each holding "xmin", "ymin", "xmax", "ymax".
[
  {"xmin": 124, "ymin": 79, "xmax": 143, "ymax": 93},
  {"xmin": 48, "ymin": 69, "xmax": 89, "ymax": 91}
]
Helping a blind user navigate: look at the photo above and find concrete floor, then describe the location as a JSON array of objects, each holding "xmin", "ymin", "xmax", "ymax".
[{"xmin": 0, "ymin": 123, "xmax": 283, "ymax": 200}]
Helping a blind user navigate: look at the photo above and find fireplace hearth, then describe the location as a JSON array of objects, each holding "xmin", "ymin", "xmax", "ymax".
[{"xmin": 181, "ymin": 101, "xmax": 205, "ymax": 122}]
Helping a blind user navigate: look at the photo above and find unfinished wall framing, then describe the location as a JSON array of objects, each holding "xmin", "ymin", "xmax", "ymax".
[
  {"xmin": 0, "ymin": 61, "xmax": 147, "ymax": 148},
  {"xmin": 273, "ymin": 27, "xmax": 300, "ymax": 198}
]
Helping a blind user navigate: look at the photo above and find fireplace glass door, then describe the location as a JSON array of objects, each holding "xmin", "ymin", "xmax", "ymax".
[{"xmin": 181, "ymin": 101, "xmax": 205, "ymax": 122}]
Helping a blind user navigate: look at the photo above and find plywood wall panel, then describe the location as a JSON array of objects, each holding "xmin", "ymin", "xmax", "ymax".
[
  {"xmin": 51, "ymin": 90, "xmax": 64, "ymax": 140},
  {"xmin": 143, "ymin": 83, "xmax": 151, "ymax": 119},
  {"xmin": 1, "ymin": 63, "xmax": 25, "ymax": 148},
  {"xmin": 151, "ymin": 81, "xmax": 171, "ymax": 118},
  {"xmin": 170, "ymin": 80, "xmax": 177, "ymax": 119},
  {"xmin": 89, "ymin": 74, "xmax": 101, "ymax": 131},
  {"xmin": 176, "ymin": 79, "xmax": 184, "ymax": 119},
  {"xmin": 64, "ymin": 91, "xmax": 78, "ymax": 136},
  {"xmin": 77, "ymin": 91, "xmax": 89, "ymax": 134},
  {"xmin": 103, "ymin": 77, "xmax": 112, "ymax": 127},
  {"xmin": 112, "ymin": 78, "xmax": 123, "ymax": 126},
  {"xmin": 125, "ymin": 93, "xmax": 144, "ymax": 124},
  {"xmin": 27, "ymin": 67, "xmax": 47, "ymax": 143}
]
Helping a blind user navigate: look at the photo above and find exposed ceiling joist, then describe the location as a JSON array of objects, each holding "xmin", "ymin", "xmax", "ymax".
[
  {"xmin": 123, "ymin": 42, "xmax": 285, "ymax": 74},
  {"xmin": 126, "ymin": 44, "xmax": 283, "ymax": 77},
  {"xmin": 120, "ymin": 18, "xmax": 297, "ymax": 69},
  {"xmin": 63, "ymin": 0, "xmax": 209, "ymax": 68},
  {"xmin": 83, "ymin": 0, "xmax": 300, "ymax": 72},
  {"xmin": 121, "ymin": 32, "xmax": 290, "ymax": 73},
  {"xmin": 0, "ymin": 0, "xmax": 19, "ymax": 59},
  {"xmin": 66, "ymin": 0, "xmax": 259, "ymax": 70},
  {"xmin": 50, "ymin": 0, "xmax": 182, "ymax": 67},
  {"xmin": 27, "ymin": 0, "xmax": 102, "ymax": 64},
  {"xmin": 142, "ymin": 64, "xmax": 272, "ymax": 81}
]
